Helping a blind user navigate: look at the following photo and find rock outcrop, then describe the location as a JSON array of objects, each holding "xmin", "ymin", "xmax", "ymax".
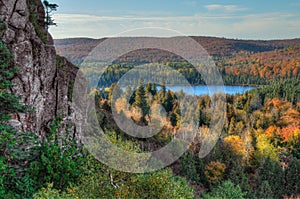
[{"xmin": 0, "ymin": 0, "xmax": 78, "ymax": 136}]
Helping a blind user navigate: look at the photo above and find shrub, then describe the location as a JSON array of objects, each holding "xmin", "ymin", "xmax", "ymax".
[
  {"xmin": 31, "ymin": 117, "xmax": 83, "ymax": 190},
  {"xmin": 204, "ymin": 180, "xmax": 245, "ymax": 199},
  {"xmin": 119, "ymin": 169, "xmax": 194, "ymax": 199}
]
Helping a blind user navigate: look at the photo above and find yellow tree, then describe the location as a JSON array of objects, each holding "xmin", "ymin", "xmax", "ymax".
[
  {"xmin": 224, "ymin": 135, "xmax": 246, "ymax": 158},
  {"xmin": 205, "ymin": 161, "xmax": 226, "ymax": 185}
]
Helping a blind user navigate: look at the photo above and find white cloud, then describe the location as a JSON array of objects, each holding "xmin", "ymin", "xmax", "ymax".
[
  {"xmin": 205, "ymin": 4, "xmax": 247, "ymax": 12},
  {"xmin": 53, "ymin": 13, "xmax": 242, "ymax": 23},
  {"xmin": 54, "ymin": 14, "xmax": 195, "ymax": 22},
  {"xmin": 49, "ymin": 12, "xmax": 300, "ymax": 40}
]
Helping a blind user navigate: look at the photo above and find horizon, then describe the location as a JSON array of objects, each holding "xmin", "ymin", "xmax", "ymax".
[
  {"xmin": 49, "ymin": 0, "xmax": 300, "ymax": 40},
  {"xmin": 54, "ymin": 35, "xmax": 300, "ymax": 41}
]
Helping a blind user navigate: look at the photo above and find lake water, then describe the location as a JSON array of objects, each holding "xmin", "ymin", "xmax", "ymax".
[{"xmin": 165, "ymin": 85, "xmax": 254, "ymax": 96}]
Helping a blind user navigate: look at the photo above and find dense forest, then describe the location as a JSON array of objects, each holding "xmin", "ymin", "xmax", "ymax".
[
  {"xmin": 55, "ymin": 37, "xmax": 300, "ymax": 65},
  {"xmin": 2, "ymin": 30, "xmax": 300, "ymax": 197},
  {"xmin": 56, "ymin": 38, "xmax": 300, "ymax": 87},
  {"xmin": 1, "ymin": 5, "xmax": 300, "ymax": 199},
  {"xmin": 14, "ymin": 77, "xmax": 298, "ymax": 198}
]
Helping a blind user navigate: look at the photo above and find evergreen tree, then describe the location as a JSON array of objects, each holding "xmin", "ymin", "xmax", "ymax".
[
  {"xmin": 156, "ymin": 79, "xmax": 166, "ymax": 103},
  {"xmin": 163, "ymin": 91, "xmax": 174, "ymax": 113},
  {"xmin": 247, "ymin": 92, "xmax": 262, "ymax": 113},
  {"xmin": 43, "ymin": 1, "xmax": 58, "ymax": 30},
  {"xmin": 228, "ymin": 163, "xmax": 251, "ymax": 197},
  {"xmin": 180, "ymin": 153, "xmax": 200, "ymax": 183},
  {"xmin": 258, "ymin": 157, "xmax": 285, "ymax": 198},
  {"xmin": 205, "ymin": 180, "xmax": 245, "ymax": 199},
  {"xmin": 145, "ymin": 83, "xmax": 151, "ymax": 94},
  {"xmin": 150, "ymin": 83, "xmax": 158, "ymax": 96},
  {"xmin": 255, "ymin": 180, "xmax": 274, "ymax": 199},
  {"xmin": 285, "ymin": 159, "xmax": 300, "ymax": 197},
  {"xmin": 133, "ymin": 79, "xmax": 148, "ymax": 119},
  {"xmin": 170, "ymin": 106, "xmax": 181, "ymax": 129}
]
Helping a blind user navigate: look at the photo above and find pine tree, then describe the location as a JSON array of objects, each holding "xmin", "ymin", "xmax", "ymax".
[
  {"xmin": 133, "ymin": 79, "xmax": 148, "ymax": 120},
  {"xmin": 43, "ymin": 1, "xmax": 58, "ymax": 30},
  {"xmin": 155, "ymin": 79, "xmax": 166, "ymax": 104},
  {"xmin": 228, "ymin": 162, "xmax": 251, "ymax": 197},
  {"xmin": 170, "ymin": 106, "xmax": 180, "ymax": 129},
  {"xmin": 208, "ymin": 180, "xmax": 245, "ymax": 199},
  {"xmin": 257, "ymin": 157, "xmax": 285, "ymax": 198},
  {"xmin": 255, "ymin": 180, "xmax": 273, "ymax": 199},
  {"xmin": 285, "ymin": 159, "xmax": 300, "ymax": 197},
  {"xmin": 163, "ymin": 91, "xmax": 174, "ymax": 113}
]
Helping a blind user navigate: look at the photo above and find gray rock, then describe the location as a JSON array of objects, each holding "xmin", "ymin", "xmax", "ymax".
[
  {"xmin": 0, "ymin": 0, "xmax": 16, "ymax": 19},
  {"xmin": 10, "ymin": 12, "xmax": 27, "ymax": 29},
  {"xmin": 7, "ymin": 119, "xmax": 23, "ymax": 132},
  {"xmin": 15, "ymin": 30, "xmax": 25, "ymax": 43},
  {"xmin": 0, "ymin": 0, "xmax": 79, "ymax": 138},
  {"xmin": 2, "ymin": 28, "xmax": 15, "ymax": 43},
  {"xmin": 15, "ymin": 0, "xmax": 28, "ymax": 16}
]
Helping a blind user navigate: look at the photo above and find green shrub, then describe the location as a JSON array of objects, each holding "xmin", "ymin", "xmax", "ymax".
[
  {"xmin": 33, "ymin": 154, "xmax": 195, "ymax": 199},
  {"xmin": 119, "ymin": 169, "xmax": 194, "ymax": 199},
  {"xmin": 204, "ymin": 180, "xmax": 245, "ymax": 199},
  {"xmin": 31, "ymin": 117, "xmax": 83, "ymax": 190}
]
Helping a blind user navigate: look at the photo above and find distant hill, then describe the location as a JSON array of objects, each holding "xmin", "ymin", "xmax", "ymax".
[
  {"xmin": 54, "ymin": 36, "xmax": 300, "ymax": 65},
  {"xmin": 54, "ymin": 37, "xmax": 300, "ymax": 86},
  {"xmin": 224, "ymin": 45, "xmax": 300, "ymax": 80}
]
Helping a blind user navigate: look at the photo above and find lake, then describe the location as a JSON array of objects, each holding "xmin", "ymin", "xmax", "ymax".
[{"xmin": 165, "ymin": 85, "xmax": 254, "ymax": 96}]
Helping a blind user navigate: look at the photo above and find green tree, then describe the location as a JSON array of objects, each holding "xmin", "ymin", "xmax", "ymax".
[
  {"xmin": 255, "ymin": 180, "xmax": 274, "ymax": 199},
  {"xmin": 145, "ymin": 83, "xmax": 157, "ymax": 96},
  {"xmin": 247, "ymin": 92, "xmax": 262, "ymax": 113},
  {"xmin": 285, "ymin": 159, "xmax": 300, "ymax": 197},
  {"xmin": 205, "ymin": 180, "xmax": 245, "ymax": 199},
  {"xmin": 170, "ymin": 106, "xmax": 180, "ymax": 128},
  {"xmin": 180, "ymin": 152, "xmax": 210, "ymax": 188},
  {"xmin": 133, "ymin": 79, "xmax": 148, "ymax": 120},
  {"xmin": 227, "ymin": 163, "xmax": 251, "ymax": 197},
  {"xmin": 180, "ymin": 153, "xmax": 200, "ymax": 184},
  {"xmin": 43, "ymin": 1, "xmax": 58, "ymax": 30},
  {"xmin": 257, "ymin": 157, "xmax": 285, "ymax": 198},
  {"xmin": 119, "ymin": 169, "xmax": 194, "ymax": 199},
  {"xmin": 31, "ymin": 117, "xmax": 83, "ymax": 190},
  {"xmin": 163, "ymin": 91, "xmax": 174, "ymax": 113}
]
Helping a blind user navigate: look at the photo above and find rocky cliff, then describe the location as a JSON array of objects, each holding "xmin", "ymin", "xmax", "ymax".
[{"xmin": 0, "ymin": 0, "xmax": 78, "ymax": 136}]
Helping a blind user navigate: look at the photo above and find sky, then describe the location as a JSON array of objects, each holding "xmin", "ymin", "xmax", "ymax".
[{"xmin": 49, "ymin": 0, "xmax": 300, "ymax": 40}]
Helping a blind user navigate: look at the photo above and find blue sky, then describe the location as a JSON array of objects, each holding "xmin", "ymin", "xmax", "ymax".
[{"xmin": 49, "ymin": 0, "xmax": 300, "ymax": 39}]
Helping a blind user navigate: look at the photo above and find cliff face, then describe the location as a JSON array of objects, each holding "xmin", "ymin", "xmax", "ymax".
[{"xmin": 0, "ymin": 0, "xmax": 78, "ymax": 136}]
